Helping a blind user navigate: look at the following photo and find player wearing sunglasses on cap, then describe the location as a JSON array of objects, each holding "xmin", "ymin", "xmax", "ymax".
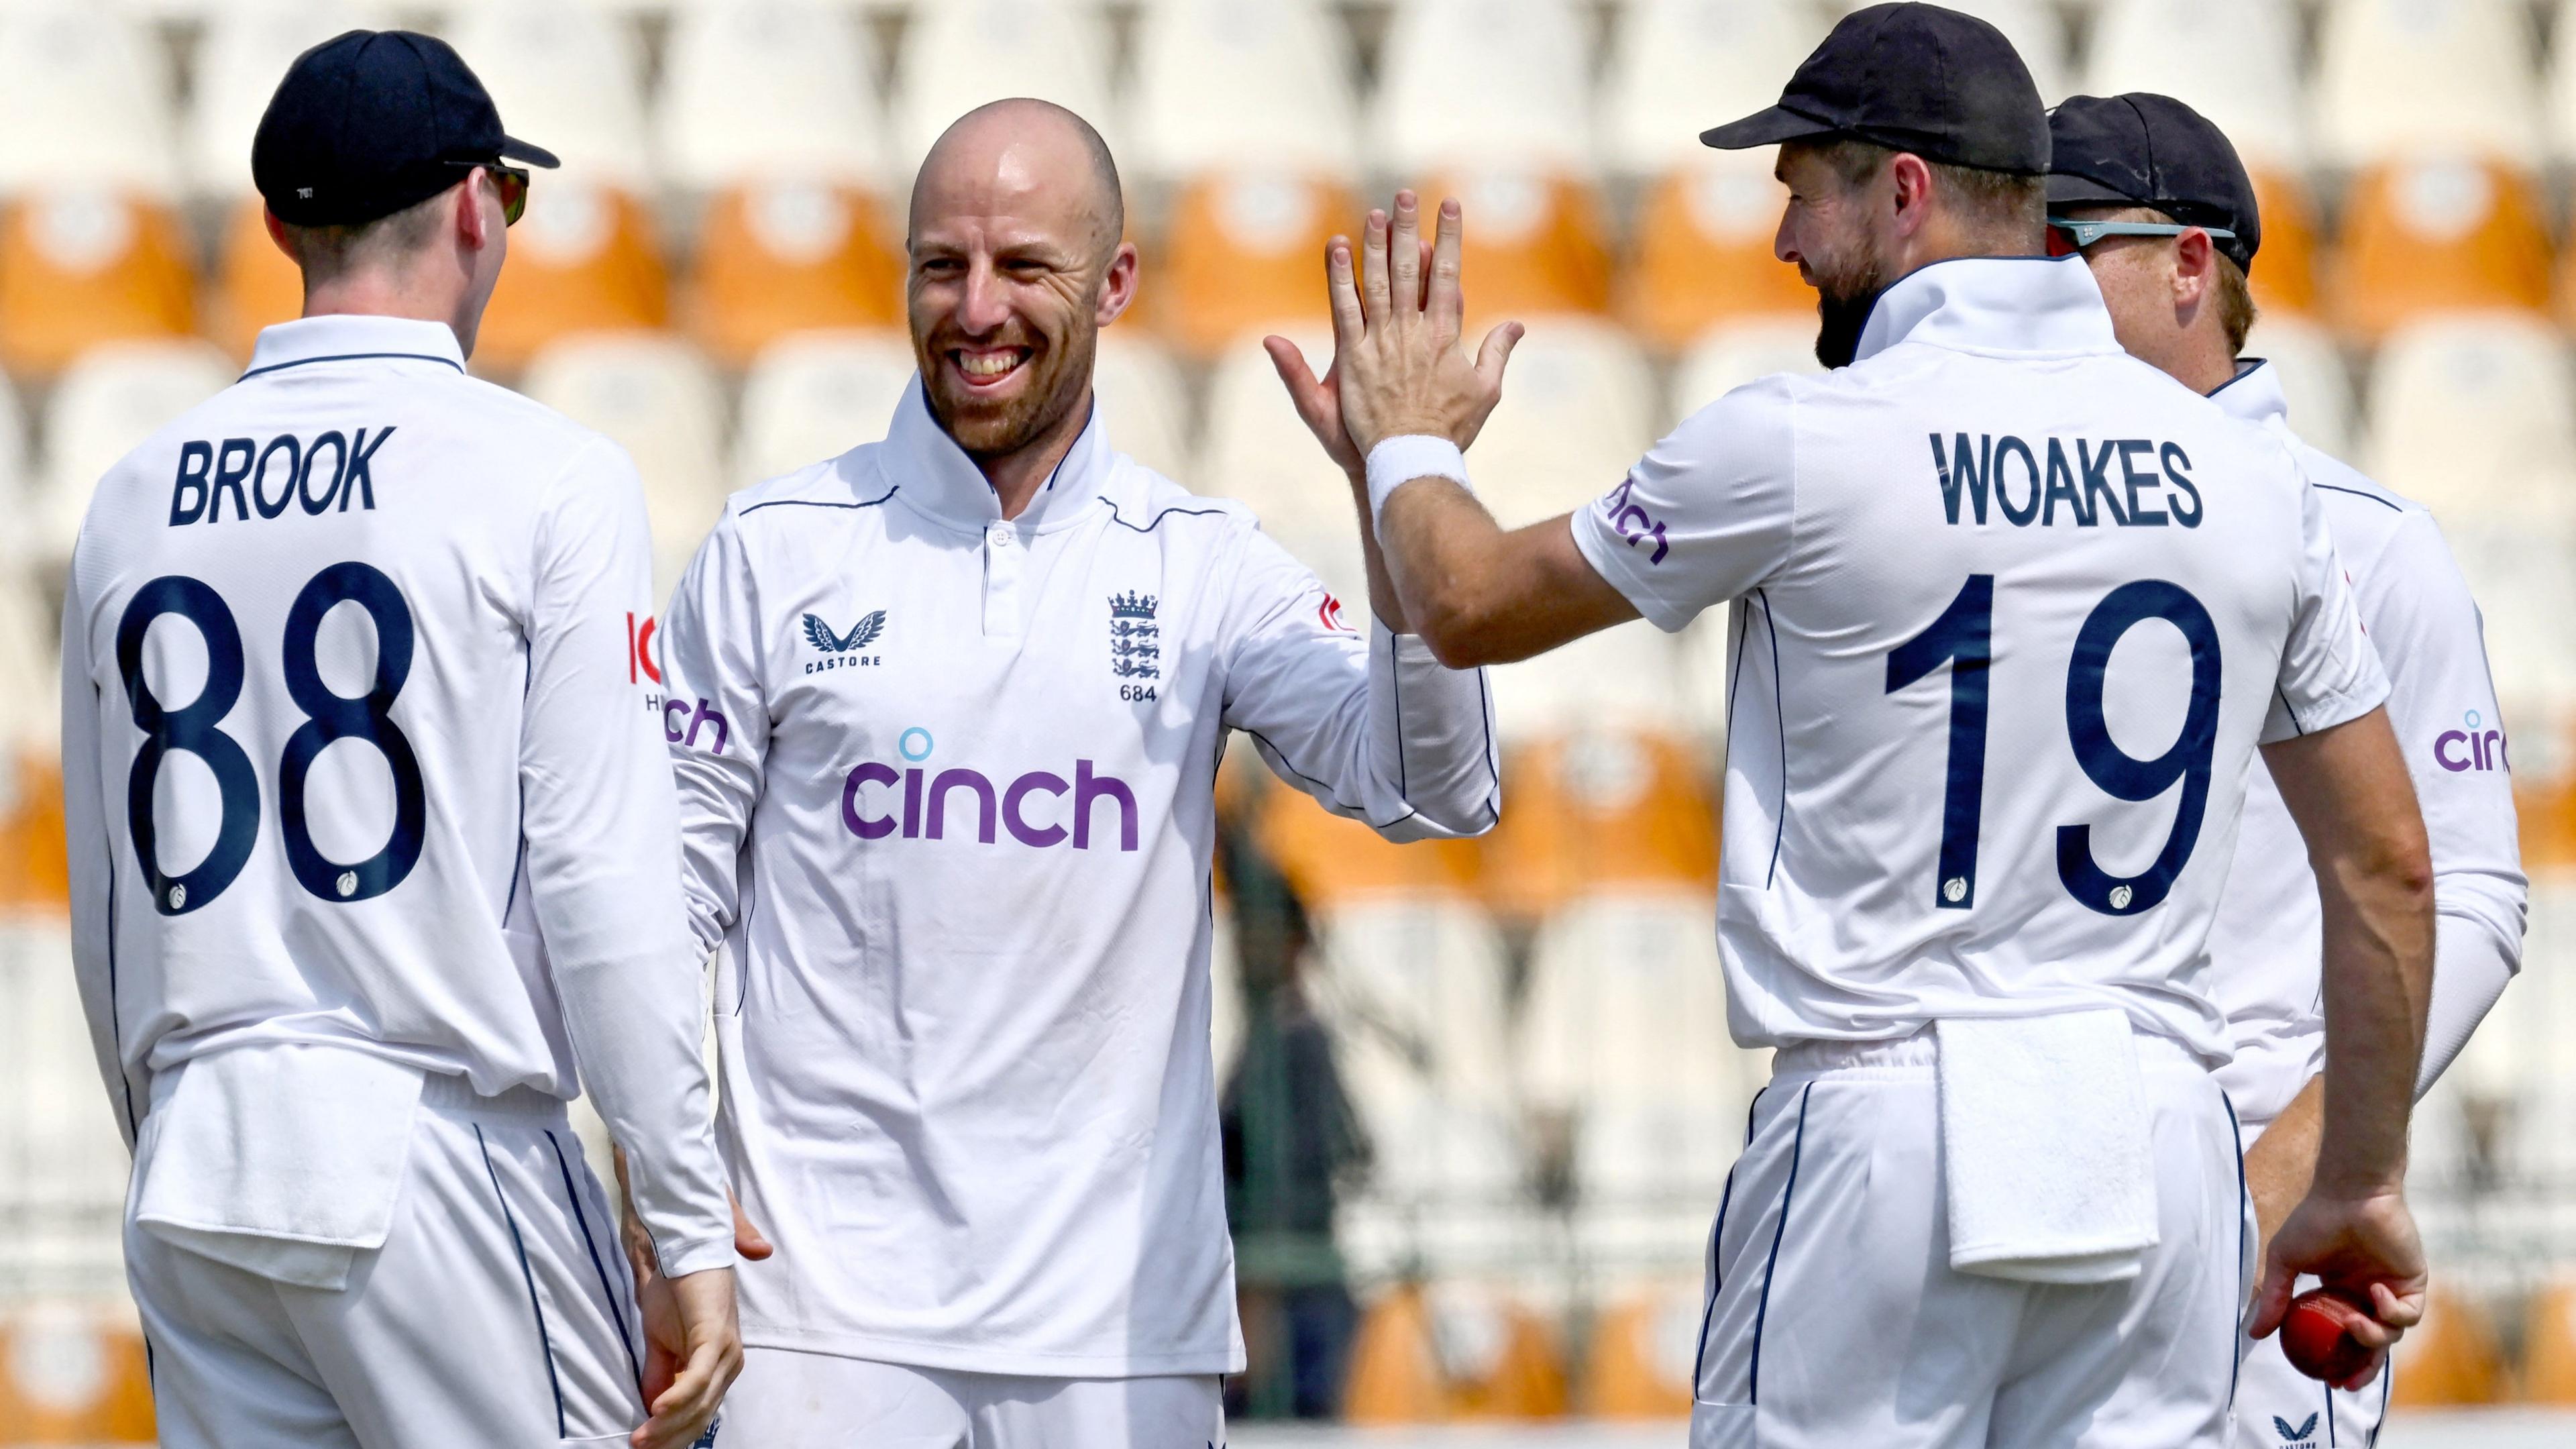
[
  {"xmin": 2049, "ymin": 91, "xmax": 2521, "ymax": 1444},
  {"xmin": 60, "ymin": 30, "xmax": 741, "ymax": 1448}
]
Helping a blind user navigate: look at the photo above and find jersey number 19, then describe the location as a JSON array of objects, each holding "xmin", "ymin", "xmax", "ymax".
[{"xmin": 1886, "ymin": 574, "xmax": 2221, "ymax": 918}]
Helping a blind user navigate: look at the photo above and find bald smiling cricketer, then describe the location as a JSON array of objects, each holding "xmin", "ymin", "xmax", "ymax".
[{"xmin": 650, "ymin": 100, "xmax": 1501, "ymax": 1446}]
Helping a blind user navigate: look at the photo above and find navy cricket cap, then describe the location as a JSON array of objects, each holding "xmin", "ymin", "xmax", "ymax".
[
  {"xmin": 252, "ymin": 30, "xmax": 557, "ymax": 228},
  {"xmin": 1700, "ymin": 3, "xmax": 2049, "ymax": 175},
  {"xmin": 2046, "ymin": 93, "xmax": 2260, "ymax": 274}
]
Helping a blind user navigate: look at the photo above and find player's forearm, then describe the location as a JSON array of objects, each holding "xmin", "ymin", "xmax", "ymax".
[
  {"xmin": 1377, "ymin": 484, "xmax": 1633, "ymax": 667},
  {"xmin": 2245, "ymin": 1075, "xmax": 2323, "ymax": 1255},
  {"xmin": 1342, "ymin": 467, "xmax": 1413, "ymax": 635}
]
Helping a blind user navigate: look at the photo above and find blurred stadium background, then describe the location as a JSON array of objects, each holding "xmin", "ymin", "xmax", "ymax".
[{"xmin": 0, "ymin": 0, "xmax": 2574, "ymax": 1439}]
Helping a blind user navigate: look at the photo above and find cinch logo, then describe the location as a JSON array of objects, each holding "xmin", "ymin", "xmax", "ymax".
[
  {"xmin": 2271, "ymin": 1411, "xmax": 2318, "ymax": 1446},
  {"xmin": 2434, "ymin": 710, "xmax": 2508, "ymax": 773},
  {"xmin": 665, "ymin": 698, "xmax": 730, "ymax": 754},
  {"xmin": 841, "ymin": 727, "xmax": 1138, "ymax": 851},
  {"xmin": 1599, "ymin": 478, "xmax": 1670, "ymax": 564}
]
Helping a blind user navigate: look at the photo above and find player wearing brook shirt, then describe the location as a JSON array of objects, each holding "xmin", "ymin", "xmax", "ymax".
[
  {"xmin": 1279, "ymin": 7, "xmax": 2436, "ymax": 1446},
  {"xmin": 2046, "ymin": 94, "xmax": 2526, "ymax": 1444},
  {"xmin": 658, "ymin": 102, "xmax": 1497, "ymax": 1447},
  {"xmin": 58, "ymin": 35, "xmax": 738, "ymax": 1449}
]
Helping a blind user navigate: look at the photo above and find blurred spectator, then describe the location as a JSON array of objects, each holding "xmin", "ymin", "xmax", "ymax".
[{"xmin": 1220, "ymin": 820, "xmax": 1371, "ymax": 1419}]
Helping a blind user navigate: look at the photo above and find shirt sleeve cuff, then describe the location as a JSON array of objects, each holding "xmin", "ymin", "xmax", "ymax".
[{"xmin": 653, "ymin": 1230, "xmax": 739, "ymax": 1280}]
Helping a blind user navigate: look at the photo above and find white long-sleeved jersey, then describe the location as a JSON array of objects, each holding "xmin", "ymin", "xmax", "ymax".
[
  {"xmin": 2205, "ymin": 360, "xmax": 2526, "ymax": 1127},
  {"xmin": 1565, "ymin": 258, "xmax": 2387, "ymax": 1063},
  {"xmin": 58, "ymin": 315, "xmax": 733, "ymax": 1277},
  {"xmin": 662, "ymin": 382, "xmax": 1497, "ymax": 1377}
]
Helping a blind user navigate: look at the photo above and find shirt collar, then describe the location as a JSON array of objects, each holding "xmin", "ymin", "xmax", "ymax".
[
  {"xmin": 2206, "ymin": 357, "xmax": 2288, "ymax": 427},
  {"xmin": 241, "ymin": 315, "xmax": 468, "ymax": 380},
  {"xmin": 881, "ymin": 376, "xmax": 1115, "ymax": 534},
  {"xmin": 1853, "ymin": 254, "xmax": 2124, "ymax": 364}
]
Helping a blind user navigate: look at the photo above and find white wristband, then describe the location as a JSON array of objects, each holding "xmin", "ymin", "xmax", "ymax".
[{"xmin": 1364, "ymin": 435, "xmax": 1470, "ymax": 526}]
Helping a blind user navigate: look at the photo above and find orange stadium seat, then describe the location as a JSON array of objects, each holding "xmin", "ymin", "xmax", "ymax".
[
  {"xmin": 2246, "ymin": 168, "xmax": 2321, "ymax": 317},
  {"xmin": 1625, "ymin": 156, "xmax": 1810, "ymax": 350},
  {"xmin": 2330, "ymin": 157, "xmax": 2553, "ymax": 338},
  {"xmin": 2525, "ymin": 1277, "xmax": 2576, "ymax": 1401},
  {"xmin": 0, "ymin": 1304, "xmax": 156, "ymax": 1444},
  {"xmin": 683, "ymin": 183, "xmax": 904, "ymax": 366},
  {"xmin": 1159, "ymin": 172, "xmax": 1354, "ymax": 355},
  {"xmin": 1344, "ymin": 1280, "xmax": 1568, "ymax": 1424},
  {"xmin": 2387, "ymin": 1284, "xmax": 2510, "ymax": 1407},
  {"xmin": 0, "ymin": 756, "xmax": 66, "ymax": 910},
  {"xmin": 472, "ymin": 184, "xmax": 672, "ymax": 371},
  {"xmin": 1585, "ymin": 1278, "xmax": 1703, "ymax": 1417},
  {"xmin": 1253, "ymin": 771, "xmax": 1483, "ymax": 910},
  {"xmin": 0, "ymin": 192, "xmax": 195, "ymax": 374},
  {"xmin": 210, "ymin": 197, "xmax": 303, "ymax": 359},
  {"xmin": 1419, "ymin": 170, "xmax": 1611, "ymax": 329},
  {"xmin": 1480, "ymin": 731, "xmax": 1717, "ymax": 918}
]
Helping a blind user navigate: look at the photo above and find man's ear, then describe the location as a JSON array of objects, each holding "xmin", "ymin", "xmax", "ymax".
[
  {"xmin": 1095, "ymin": 240, "xmax": 1140, "ymax": 327},
  {"xmin": 453, "ymin": 174, "xmax": 491, "ymax": 254},
  {"xmin": 1886, "ymin": 153, "xmax": 1935, "ymax": 239},
  {"xmin": 262, "ymin": 207, "xmax": 297, "ymax": 265},
  {"xmin": 2172, "ymin": 226, "xmax": 2215, "ymax": 313}
]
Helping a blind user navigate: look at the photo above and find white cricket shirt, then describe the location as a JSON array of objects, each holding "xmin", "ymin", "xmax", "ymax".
[
  {"xmin": 2204, "ymin": 360, "xmax": 2526, "ymax": 1127},
  {"xmin": 661, "ymin": 382, "xmax": 1497, "ymax": 1377},
  {"xmin": 1567, "ymin": 256, "xmax": 2388, "ymax": 1063},
  {"xmin": 59, "ymin": 316, "xmax": 735, "ymax": 1277}
]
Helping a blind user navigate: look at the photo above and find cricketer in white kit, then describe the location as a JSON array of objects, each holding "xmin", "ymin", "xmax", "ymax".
[
  {"xmin": 2207, "ymin": 363, "xmax": 2523, "ymax": 1449},
  {"xmin": 58, "ymin": 32, "xmax": 737, "ymax": 1449},
  {"xmin": 1280, "ymin": 8, "xmax": 2436, "ymax": 1446},
  {"xmin": 656, "ymin": 102, "xmax": 1498, "ymax": 1448},
  {"xmin": 2041, "ymin": 91, "xmax": 2526, "ymax": 1446}
]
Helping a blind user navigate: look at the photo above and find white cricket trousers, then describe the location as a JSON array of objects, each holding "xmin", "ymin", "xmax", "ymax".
[
  {"xmin": 1690, "ymin": 1033, "xmax": 2256, "ymax": 1449},
  {"xmin": 128, "ymin": 1075, "xmax": 651, "ymax": 1448},
  {"xmin": 2226, "ymin": 1113, "xmax": 2391, "ymax": 1449},
  {"xmin": 719, "ymin": 1346, "xmax": 1226, "ymax": 1448}
]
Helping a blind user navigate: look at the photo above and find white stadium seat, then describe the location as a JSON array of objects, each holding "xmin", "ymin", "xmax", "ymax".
[
  {"xmin": 186, "ymin": 3, "xmax": 402, "ymax": 200},
  {"xmin": 0, "ymin": 8, "xmax": 174, "ymax": 197},
  {"xmin": 2364, "ymin": 313, "xmax": 2576, "ymax": 750},
  {"xmin": 442, "ymin": 3, "xmax": 655, "ymax": 190},
  {"xmin": 1374, "ymin": 0, "xmax": 1596, "ymax": 174},
  {"xmin": 2239, "ymin": 315, "xmax": 2358, "ymax": 464},
  {"xmin": 0, "ymin": 553, "xmax": 54, "ymax": 766},
  {"xmin": 518, "ymin": 333, "xmax": 731, "ymax": 600},
  {"xmin": 2312, "ymin": 0, "xmax": 2544, "ymax": 169},
  {"xmin": 1128, "ymin": 0, "xmax": 1360, "ymax": 183},
  {"xmin": 2544, "ymin": 0, "xmax": 2576, "ymax": 165},
  {"xmin": 1093, "ymin": 331, "xmax": 1193, "ymax": 485},
  {"xmin": 889, "ymin": 0, "xmax": 1117, "ymax": 185},
  {"xmin": 1196, "ymin": 327, "xmax": 1368, "ymax": 605},
  {"xmin": 1474, "ymin": 316, "xmax": 1657, "ymax": 527},
  {"xmin": 2079, "ymin": 0, "xmax": 2309, "ymax": 173},
  {"xmin": 1602, "ymin": 0, "xmax": 1828, "ymax": 179},
  {"xmin": 1669, "ymin": 315, "xmax": 1822, "ymax": 430},
  {"xmin": 37, "ymin": 339, "xmax": 234, "ymax": 565},
  {"xmin": 1839, "ymin": 0, "xmax": 2068, "ymax": 102},
  {"xmin": 734, "ymin": 329, "xmax": 918, "ymax": 486},
  {"xmin": 1519, "ymin": 890, "xmax": 1739, "ymax": 1112},
  {"xmin": 657, "ymin": 1, "xmax": 886, "ymax": 191}
]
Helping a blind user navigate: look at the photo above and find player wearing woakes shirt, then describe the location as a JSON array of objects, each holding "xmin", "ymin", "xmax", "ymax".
[
  {"xmin": 656, "ymin": 100, "xmax": 1497, "ymax": 1448},
  {"xmin": 2045, "ymin": 93, "xmax": 2527, "ymax": 1444},
  {"xmin": 1275, "ymin": 6, "xmax": 2433, "ymax": 1445},
  {"xmin": 57, "ymin": 32, "xmax": 737, "ymax": 1449}
]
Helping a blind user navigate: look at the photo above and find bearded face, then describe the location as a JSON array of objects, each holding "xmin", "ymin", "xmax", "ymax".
[
  {"xmin": 910, "ymin": 282, "xmax": 1102, "ymax": 460},
  {"xmin": 1772, "ymin": 142, "xmax": 1898, "ymax": 368},
  {"xmin": 1805, "ymin": 237, "xmax": 1891, "ymax": 369}
]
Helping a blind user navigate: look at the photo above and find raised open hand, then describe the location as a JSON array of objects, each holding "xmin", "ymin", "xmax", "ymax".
[{"xmin": 1320, "ymin": 191, "xmax": 1523, "ymax": 458}]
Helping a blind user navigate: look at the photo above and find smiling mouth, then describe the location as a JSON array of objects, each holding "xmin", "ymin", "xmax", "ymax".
[{"xmin": 950, "ymin": 347, "xmax": 1030, "ymax": 386}]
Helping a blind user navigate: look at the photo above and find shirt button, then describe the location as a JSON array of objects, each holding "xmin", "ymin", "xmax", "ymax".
[{"xmin": 989, "ymin": 527, "xmax": 1012, "ymax": 547}]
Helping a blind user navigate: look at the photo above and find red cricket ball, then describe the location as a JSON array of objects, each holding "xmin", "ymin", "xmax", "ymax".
[{"xmin": 2281, "ymin": 1286, "xmax": 2377, "ymax": 1383}]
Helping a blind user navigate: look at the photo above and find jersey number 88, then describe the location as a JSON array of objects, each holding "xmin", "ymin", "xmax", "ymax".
[
  {"xmin": 115, "ymin": 564, "xmax": 426, "ymax": 915},
  {"xmin": 1886, "ymin": 574, "xmax": 2220, "ymax": 917}
]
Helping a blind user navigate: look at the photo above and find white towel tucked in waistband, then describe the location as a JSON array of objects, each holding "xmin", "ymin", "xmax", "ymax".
[
  {"xmin": 134, "ymin": 1044, "xmax": 425, "ymax": 1290},
  {"xmin": 1935, "ymin": 1010, "xmax": 2157, "ymax": 1285}
]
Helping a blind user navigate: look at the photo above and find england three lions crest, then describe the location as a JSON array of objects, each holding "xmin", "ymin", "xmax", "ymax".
[{"xmin": 1109, "ymin": 590, "xmax": 1161, "ymax": 696}]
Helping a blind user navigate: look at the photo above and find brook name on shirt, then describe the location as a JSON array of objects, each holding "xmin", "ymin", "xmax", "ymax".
[
  {"xmin": 166, "ymin": 428, "xmax": 398, "ymax": 524},
  {"xmin": 1931, "ymin": 432, "xmax": 2205, "ymax": 529}
]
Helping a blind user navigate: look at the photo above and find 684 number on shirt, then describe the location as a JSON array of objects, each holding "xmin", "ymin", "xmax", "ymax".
[
  {"xmin": 1885, "ymin": 574, "xmax": 2221, "ymax": 917},
  {"xmin": 116, "ymin": 564, "xmax": 426, "ymax": 914}
]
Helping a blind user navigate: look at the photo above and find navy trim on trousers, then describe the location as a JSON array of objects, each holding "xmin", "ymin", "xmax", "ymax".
[
  {"xmin": 1748, "ymin": 1082, "xmax": 1815, "ymax": 1405},
  {"xmin": 478, "ymin": 1124, "xmax": 568, "ymax": 1438},
  {"xmin": 1690, "ymin": 1085, "xmax": 1773, "ymax": 1393},
  {"xmin": 545, "ymin": 1128, "xmax": 646, "ymax": 1395},
  {"xmin": 2222, "ymin": 1090, "xmax": 2249, "ymax": 1408}
]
